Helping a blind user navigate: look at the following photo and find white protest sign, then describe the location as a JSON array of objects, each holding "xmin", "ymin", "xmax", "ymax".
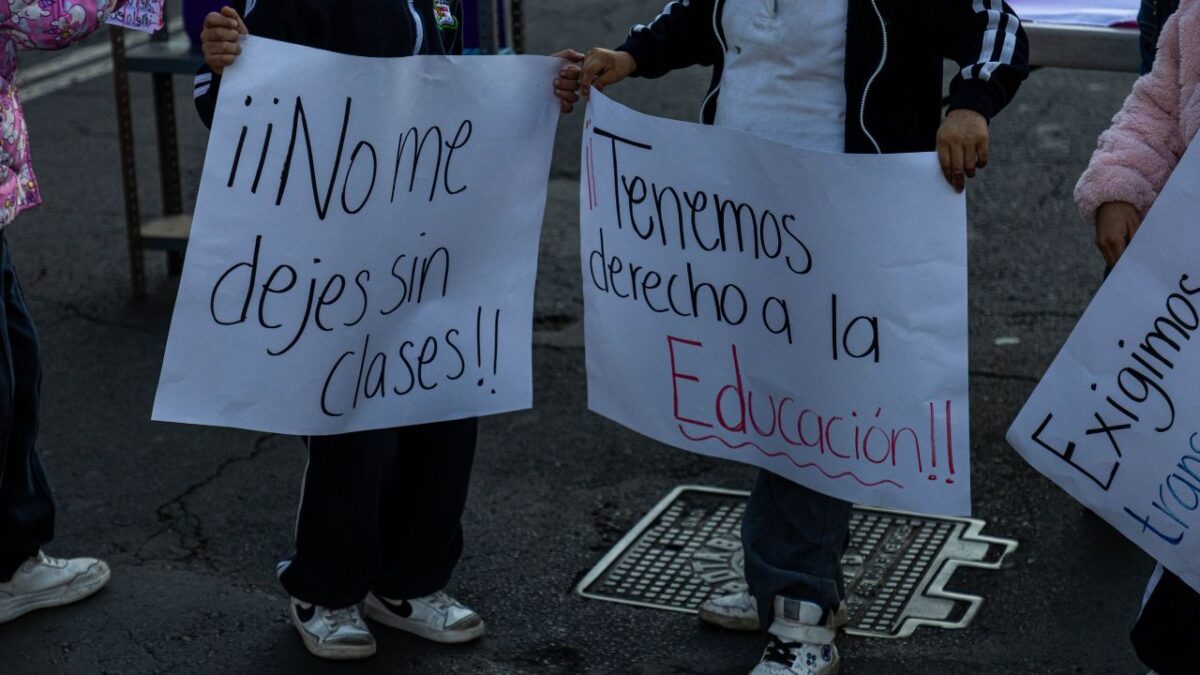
[
  {"xmin": 106, "ymin": 0, "xmax": 164, "ymax": 33},
  {"xmin": 1008, "ymin": 139, "xmax": 1200, "ymax": 593},
  {"xmin": 581, "ymin": 92, "xmax": 970, "ymax": 515},
  {"xmin": 153, "ymin": 37, "xmax": 560, "ymax": 435}
]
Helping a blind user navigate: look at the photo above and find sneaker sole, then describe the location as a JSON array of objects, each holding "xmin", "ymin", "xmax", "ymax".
[
  {"xmin": 363, "ymin": 596, "xmax": 485, "ymax": 644},
  {"xmin": 289, "ymin": 612, "xmax": 377, "ymax": 660},
  {"xmin": 0, "ymin": 563, "xmax": 111, "ymax": 624},
  {"xmin": 697, "ymin": 606, "xmax": 761, "ymax": 632}
]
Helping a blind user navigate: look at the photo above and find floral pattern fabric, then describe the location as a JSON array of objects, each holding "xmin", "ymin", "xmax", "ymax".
[{"xmin": 1, "ymin": 0, "xmax": 117, "ymax": 227}]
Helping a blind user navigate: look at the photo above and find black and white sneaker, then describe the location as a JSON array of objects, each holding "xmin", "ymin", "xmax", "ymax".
[
  {"xmin": 364, "ymin": 590, "xmax": 485, "ymax": 644},
  {"xmin": 744, "ymin": 595, "xmax": 840, "ymax": 667},
  {"xmin": 0, "ymin": 551, "xmax": 110, "ymax": 624},
  {"xmin": 749, "ymin": 597, "xmax": 840, "ymax": 675},
  {"xmin": 751, "ymin": 635, "xmax": 840, "ymax": 675},
  {"xmin": 289, "ymin": 598, "xmax": 376, "ymax": 660}
]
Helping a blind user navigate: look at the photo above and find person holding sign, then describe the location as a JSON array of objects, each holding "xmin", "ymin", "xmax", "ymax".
[
  {"xmin": 580, "ymin": 2, "xmax": 1028, "ymax": 673},
  {"xmin": 0, "ymin": 0, "xmax": 130, "ymax": 625},
  {"xmin": 194, "ymin": 0, "xmax": 582, "ymax": 661},
  {"xmin": 1076, "ymin": 2, "xmax": 1200, "ymax": 672}
]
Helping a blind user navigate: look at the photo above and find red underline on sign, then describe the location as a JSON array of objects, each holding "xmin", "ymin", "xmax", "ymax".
[{"xmin": 676, "ymin": 425, "xmax": 905, "ymax": 489}]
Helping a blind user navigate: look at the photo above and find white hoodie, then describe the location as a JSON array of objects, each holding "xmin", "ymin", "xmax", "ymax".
[{"xmin": 714, "ymin": 0, "xmax": 848, "ymax": 153}]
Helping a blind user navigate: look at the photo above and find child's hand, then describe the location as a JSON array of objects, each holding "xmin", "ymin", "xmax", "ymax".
[
  {"xmin": 201, "ymin": 7, "xmax": 248, "ymax": 75},
  {"xmin": 936, "ymin": 109, "xmax": 989, "ymax": 193},
  {"xmin": 1095, "ymin": 201, "xmax": 1141, "ymax": 266},
  {"xmin": 580, "ymin": 49, "xmax": 636, "ymax": 96},
  {"xmin": 551, "ymin": 50, "xmax": 585, "ymax": 113}
]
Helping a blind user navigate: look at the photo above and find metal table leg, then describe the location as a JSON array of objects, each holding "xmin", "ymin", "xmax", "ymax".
[
  {"xmin": 110, "ymin": 27, "xmax": 145, "ymax": 298},
  {"xmin": 151, "ymin": 71, "xmax": 185, "ymax": 276},
  {"xmin": 511, "ymin": 0, "xmax": 524, "ymax": 53}
]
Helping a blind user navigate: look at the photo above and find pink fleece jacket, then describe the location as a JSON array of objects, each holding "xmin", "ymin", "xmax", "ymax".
[
  {"xmin": 0, "ymin": 0, "xmax": 119, "ymax": 228},
  {"xmin": 1075, "ymin": 0, "xmax": 1200, "ymax": 224}
]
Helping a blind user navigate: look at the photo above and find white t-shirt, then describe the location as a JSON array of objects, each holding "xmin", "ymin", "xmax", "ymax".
[{"xmin": 714, "ymin": 0, "xmax": 848, "ymax": 153}]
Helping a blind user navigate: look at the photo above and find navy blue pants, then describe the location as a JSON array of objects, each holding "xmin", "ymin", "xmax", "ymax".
[
  {"xmin": 742, "ymin": 470, "xmax": 852, "ymax": 627},
  {"xmin": 0, "ymin": 237, "xmax": 53, "ymax": 582},
  {"xmin": 279, "ymin": 418, "xmax": 477, "ymax": 609}
]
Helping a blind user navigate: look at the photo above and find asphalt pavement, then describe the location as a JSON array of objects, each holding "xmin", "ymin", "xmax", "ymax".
[{"xmin": 0, "ymin": 3, "xmax": 1160, "ymax": 674}]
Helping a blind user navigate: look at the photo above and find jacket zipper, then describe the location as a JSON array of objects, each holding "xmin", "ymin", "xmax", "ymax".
[
  {"xmin": 704, "ymin": 0, "xmax": 885, "ymax": 153},
  {"xmin": 859, "ymin": 0, "xmax": 887, "ymax": 153},
  {"xmin": 408, "ymin": 0, "xmax": 426, "ymax": 55},
  {"xmin": 699, "ymin": 0, "xmax": 726, "ymax": 123}
]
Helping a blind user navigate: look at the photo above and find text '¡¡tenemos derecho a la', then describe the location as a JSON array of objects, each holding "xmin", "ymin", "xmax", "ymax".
[{"xmin": 587, "ymin": 126, "xmax": 886, "ymax": 358}]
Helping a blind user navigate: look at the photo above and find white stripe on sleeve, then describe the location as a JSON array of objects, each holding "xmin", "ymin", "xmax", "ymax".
[
  {"xmin": 980, "ymin": 13, "xmax": 1019, "ymax": 80},
  {"xmin": 631, "ymin": 0, "xmax": 690, "ymax": 34},
  {"xmin": 960, "ymin": 0, "xmax": 1019, "ymax": 82}
]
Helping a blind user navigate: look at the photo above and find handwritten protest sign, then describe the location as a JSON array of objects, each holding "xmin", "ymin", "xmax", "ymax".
[
  {"xmin": 106, "ymin": 0, "xmax": 164, "ymax": 33},
  {"xmin": 581, "ymin": 93, "xmax": 970, "ymax": 515},
  {"xmin": 153, "ymin": 37, "xmax": 560, "ymax": 435},
  {"xmin": 1008, "ymin": 140, "xmax": 1200, "ymax": 593}
]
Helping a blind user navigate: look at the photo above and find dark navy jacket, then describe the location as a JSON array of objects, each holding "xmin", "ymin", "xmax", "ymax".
[
  {"xmin": 617, "ymin": 0, "xmax": 1030, "ymax": 154},
  {"xmin": 194, "ymin": 0, "xmax": 463, "ymax": 128}
]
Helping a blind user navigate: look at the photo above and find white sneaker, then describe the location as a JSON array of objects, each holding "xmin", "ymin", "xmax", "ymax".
[
  {"xmin": 289, "ymin": 598, "xmax": 376, "ymax": 660},
  {"xmin": 749, "ymin": 597, "xmax": 840, "ymax": 675},
  {"xmin": 699, "ymin": 590, "xmax": 760, "ymax": 630},
  {"xmin": 0, "ymin": 551, "xmax": 111, "ymax": 624},
  {"xmin": 364, "ymin": 590, "xmax": 485, "ymax": 644},
  {"xmin": 700, "ymin": 591, "xmax": 849, "ymax": 633}
]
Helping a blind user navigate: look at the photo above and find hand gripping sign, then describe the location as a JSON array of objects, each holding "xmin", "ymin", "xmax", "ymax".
[
  {"xmin": 1009, "ymin": 139, "xmax": 1200, "ymax": 593},
  {"xmin": 153, "ymin": 38, "xmax": 560, "ymax": 435},
  {"xmin": 580, "ymin": 92, "xmax": 971, "ymax": 515}
]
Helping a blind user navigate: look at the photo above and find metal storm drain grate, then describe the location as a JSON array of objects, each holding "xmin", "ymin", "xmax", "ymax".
[{"xmin": 575, "ymin": 486, "xmax": 1017, "ymax": 639}]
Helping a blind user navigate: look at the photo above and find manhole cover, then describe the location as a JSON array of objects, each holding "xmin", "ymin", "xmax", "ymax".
[{"xmin": 575, "ymin": 486, "xmax": 1016, "ymax": 639}]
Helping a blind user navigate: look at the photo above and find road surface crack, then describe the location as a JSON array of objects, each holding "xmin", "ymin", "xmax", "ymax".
[
  {"xmin": 134, "ymin": 435, "xmax": 278, "ymax": 570},
  {"xmin": 27, "ymin": 295, "xmax": 156, "ymax": 335}
]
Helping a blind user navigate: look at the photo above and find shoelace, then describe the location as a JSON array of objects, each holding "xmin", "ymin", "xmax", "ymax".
[
  {"xmin": 426, "ymin": 591, "xmax": 458, "ymax": 611},
  {"xmin": 29, "ymin": 552, "xmax": 67, "ymax": 570},
  {"xmin": 762, "ymin": 635, "xmax": 804, "ymax": 667},
  {"xmin": 326, "ymin": 606, "xmax": 362, "ymax": 631}
]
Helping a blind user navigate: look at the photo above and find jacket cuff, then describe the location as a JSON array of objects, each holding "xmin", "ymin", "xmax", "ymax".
[
  {"xmin": 946, "ymin": 79, "xmax": 1007, "ymax": 121},
  {"xmin": 616, "ymin": 37, "xmax": 654, "ymax": 79},
  {"xmin": 1074, "ymin": 163, "xmax": 1158, "ymax": 225}
]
